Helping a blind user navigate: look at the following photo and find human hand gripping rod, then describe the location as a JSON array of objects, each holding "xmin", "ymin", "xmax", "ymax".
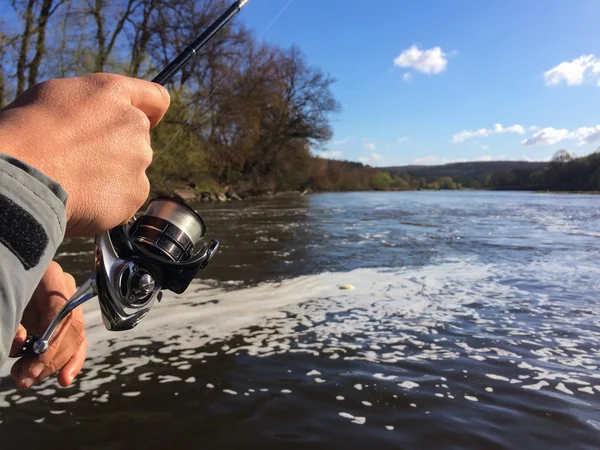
[{"xmin": 17, "ymin": 0, "xmax": 251, "ymax": 357}]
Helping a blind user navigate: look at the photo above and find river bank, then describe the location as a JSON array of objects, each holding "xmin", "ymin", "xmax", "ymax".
[{"xmin": 161, "ymin": 186, "xmax": 600, "ymax": 203}]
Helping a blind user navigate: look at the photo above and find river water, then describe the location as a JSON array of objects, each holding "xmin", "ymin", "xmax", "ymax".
[{"xmin": 1, "ymin": 191, "xmax": 600, "ymax": 449}]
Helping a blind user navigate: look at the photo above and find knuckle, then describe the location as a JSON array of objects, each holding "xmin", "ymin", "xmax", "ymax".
[
  {"xmin": 47, "ymin": 360, "xmax": 57, "ymax": 376},
  {"xmin": 88, "ymin": 73, "xmax": 125, "ymax": 96},
  {"xmin": 139, "ymin": 175, "xmax": 150, "ymax": 201},
  {"xmin": 140, "ymin": 145, "xmax": 153, "ymax": 167},
  {"xmin": 128, "ymin": 108, "xmax": 151, "ymax": 134},
  {"xmin": 32, "ymin": 79, "xmax": 60, "ymax": 100}
]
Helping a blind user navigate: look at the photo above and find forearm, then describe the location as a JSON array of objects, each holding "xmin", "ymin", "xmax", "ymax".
[{"xmin": 0, "ymin": 154, "xmax": 67, "ymax": 364}]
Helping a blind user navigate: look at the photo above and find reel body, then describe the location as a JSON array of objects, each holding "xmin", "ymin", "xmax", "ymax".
[
  {"xmin": 20, "ymin": 197, "xmax": 219, "ymax": 356},
  {"xmin": 96, "ymin": 197, "xmax": 219, "ymax": 331}
]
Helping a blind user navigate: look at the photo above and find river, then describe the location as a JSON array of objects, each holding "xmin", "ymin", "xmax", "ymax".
[{"xmin": 1, "ymin": 191, "xmax": 600, "ymax": 449}]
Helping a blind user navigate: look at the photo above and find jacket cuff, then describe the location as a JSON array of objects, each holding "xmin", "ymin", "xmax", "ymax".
[{"xmin": 0, "ymin": 153, "xmax": 67, "ymax": 256}]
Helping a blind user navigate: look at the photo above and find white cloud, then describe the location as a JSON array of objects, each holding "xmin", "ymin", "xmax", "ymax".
[
  {"xmin": 412, "ymin": 154, "xmax": 547, "ymax": 165},
  {"xmin": 363, "ymin": 139, "xmax": 376, "ymax": 151},
  {"xmin": 452, "ymin": 123, "xmax": 526, "ymax": 143},
  {"xmin": 529, "ymin": 126, "xmax": 539, "ymax": 131},
  {"xmin": 402, "ymin": 72, "xmax": 413, "ymax": 82},
  {"xmin": 522, "ymin": 127, "xmax": 571, "ymax": 146},
  {"xmin": 520, "ymin": 124, "xmax": 600, "ymax": 146},
  {"xmin": 331, "ymin": 136, "xmax": 355, "ymax": 146},
  {"xmin": 358, "ymin": 153, "xmax": 386, "ymax": 165},
  {"xmin": 413, "ymin": 155, "xmax": 469, "ymax": 165},
  {"xmin": 394, "ymin": 45, "xmax": 448, "ymax": 75},
  {"xmin": 397, "ymin": 137, "xmax": 409, "ymax": 144},
  {"xmin": 318, "ymin": 150, "xmax": 343, "ymax": 159},
  {"xmin": 570, "ymin": 125, "xmax": 600, "ymax": 146},
  {"xmin": 414, "ymin": 156, "xmax": 449, "ymax": 165},
  {"xmin": 544, "ymin": 54, "xmax": 600, "ymax": 86},
  {"xmin": 451, "ymin": 128, "xmax": 489, "ymax": 143},
  {"xmin": 493, "ymin": 123, "xmax": 525, "ymax": 135},
  {"xmin": 481, "ymin": 145, "xmax": 490, "ymax": 150}
]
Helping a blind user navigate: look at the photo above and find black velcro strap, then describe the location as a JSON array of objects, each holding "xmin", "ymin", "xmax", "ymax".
[{"xmin": 0, "ymin": 194, "xmax": 48, "ymax": 270}]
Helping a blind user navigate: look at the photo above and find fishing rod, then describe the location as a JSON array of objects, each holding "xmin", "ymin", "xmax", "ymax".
[{"xmin": 17, "ymin": 0, "xmax": 251, "ymax": 357}]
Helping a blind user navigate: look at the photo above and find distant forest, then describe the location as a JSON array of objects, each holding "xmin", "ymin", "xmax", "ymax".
[
  {"xmin": 1, "ymin": 1, "xmax": 598, "ymax": 196},
  {"xmin": 383, "ymin": 150, "xmax": 600, "ymax": 192}
]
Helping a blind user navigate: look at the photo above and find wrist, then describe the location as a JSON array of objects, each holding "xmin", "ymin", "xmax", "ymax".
[{"xmin": 0, "ymin": 111, "xmax": 71, "ymax": 219}]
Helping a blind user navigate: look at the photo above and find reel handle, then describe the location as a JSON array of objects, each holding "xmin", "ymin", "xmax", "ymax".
[{"xmin": 14, "ymin": 276, "xmax": 97, "ymax": 357}]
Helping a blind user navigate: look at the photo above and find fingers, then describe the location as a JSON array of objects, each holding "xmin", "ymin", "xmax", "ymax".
[
  {"xmin": 125, "ymin": 78, "xmax": 171, "ymax": 128},
  {"xmin": 14, "ymin": 305, "xmax": 86, "ymax": 389},
  {"xmin": 58, "ymin": 338, "xmax": 88, "ymax": 387},
  {"xmin": 30, "ymin": 306, "xmax": 85, "ymax": 384},
  {"xmin": 12, "ymin": 263, "xmax": 86, "ymax": 389},
  {"xmin": 37, "ymin": 262, "xmax": 76, "ymax": 331}
]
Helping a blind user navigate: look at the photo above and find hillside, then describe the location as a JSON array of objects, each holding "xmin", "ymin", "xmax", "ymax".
[{"xmin": 385, "ymin": 161, "xmax": 548, "ymax": 180}]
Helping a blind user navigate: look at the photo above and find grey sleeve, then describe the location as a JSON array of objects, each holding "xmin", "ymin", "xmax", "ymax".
[{"xmin": 0, "ymin": 153, "xmax": 67, "ymax": 365}]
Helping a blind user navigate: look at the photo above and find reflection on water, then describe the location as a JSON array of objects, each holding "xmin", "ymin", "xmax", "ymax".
[{"xmin": 2, "ymin": 191, "xmax": 600, "ymax": 449}]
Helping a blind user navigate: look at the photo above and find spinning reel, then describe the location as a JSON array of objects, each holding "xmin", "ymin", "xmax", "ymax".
[{"xmin": 21, "ymin": 197, "xmax": 219, "ymax": 356}]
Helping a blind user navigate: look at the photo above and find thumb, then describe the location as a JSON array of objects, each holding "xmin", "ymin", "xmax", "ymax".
[{"xmin": 9, "ymin": 324, "xmax": 27, "ymax": 358}]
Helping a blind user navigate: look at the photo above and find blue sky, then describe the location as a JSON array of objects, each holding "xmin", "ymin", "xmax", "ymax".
[{"xmin": 241, "ymin": 0, "xmax": 600, "ymax": 166}]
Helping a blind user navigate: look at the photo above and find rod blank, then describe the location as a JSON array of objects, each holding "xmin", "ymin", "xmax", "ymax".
[{"xmin": 152, "ymin": 0, "xmax": 249, "ymax": 86}]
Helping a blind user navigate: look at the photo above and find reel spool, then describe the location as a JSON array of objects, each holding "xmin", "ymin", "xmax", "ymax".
[
  {"xmin": 130, "ymin": 198, "xmax": 207, "ymax": 262},
  {"xmin": 19, "ymin": 197, "xmax": 219, "ymax": 356}
]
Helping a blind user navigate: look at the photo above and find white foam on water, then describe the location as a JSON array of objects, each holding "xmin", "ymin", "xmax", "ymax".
[
  {"xmin": 223, "ymin": 389, "xmax": 237, "ymax": 395},
  {"xmin": 522, "ymin": 381, "xmax": 549, "ymax": 391},
  {"xmin": 373, "ymin": 373, "xmax": 397, "ymax": 381},
  {"xmin": 122, "ymin": 392, "xmax": 141, "ymax": 397},
  {"xmin": 486, "ymin": 374, "xmax": 509, "ymax": 382},
  {"xmin": 158, "ymin": 375, "xmax": 182, "ymax": 384},
  {"xmin": 555, "ymin": 383, "xmax": 574, "ymax": 395},
  {"xmin": 1, "ymin": 256, "xmax": 599, "ymax": 409},
  {"xmin": 464, "ymin": 395, "xmax": 478, "ymax": 402}
]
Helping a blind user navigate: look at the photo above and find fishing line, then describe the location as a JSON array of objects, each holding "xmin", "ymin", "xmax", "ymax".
[{"xmin": 152, "ymin": 0, "xmax": 294, "ymax": 163}]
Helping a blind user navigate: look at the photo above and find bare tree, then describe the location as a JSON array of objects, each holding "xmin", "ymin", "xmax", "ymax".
[
  {"xmin": 15, "ymin": 0, "xmax": 36, "ymax": 95},
  {"xmin": 127, "ymin": 0, "xmax": 158, "ymax": 76},
  {"xmin": 89, "ymin": 0, "xmax": 137, "ymax": 72},
  {"xmin": 28, "ymin": 0, "xmax": 66, "ymax": 87}
]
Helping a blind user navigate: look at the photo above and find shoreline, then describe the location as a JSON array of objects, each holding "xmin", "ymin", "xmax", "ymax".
[{"xmin": 153, "ymin": 186, "xmax": 600, "ymax": 204}]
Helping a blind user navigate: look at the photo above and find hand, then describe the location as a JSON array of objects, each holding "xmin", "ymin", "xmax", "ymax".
[
  {"xmin": 10, "ymin": 261, "xmax": 87, "ymax": 389},
  {"xmin": 0, "ymin": 73, "xmax": 171, "ymax": 237}
]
